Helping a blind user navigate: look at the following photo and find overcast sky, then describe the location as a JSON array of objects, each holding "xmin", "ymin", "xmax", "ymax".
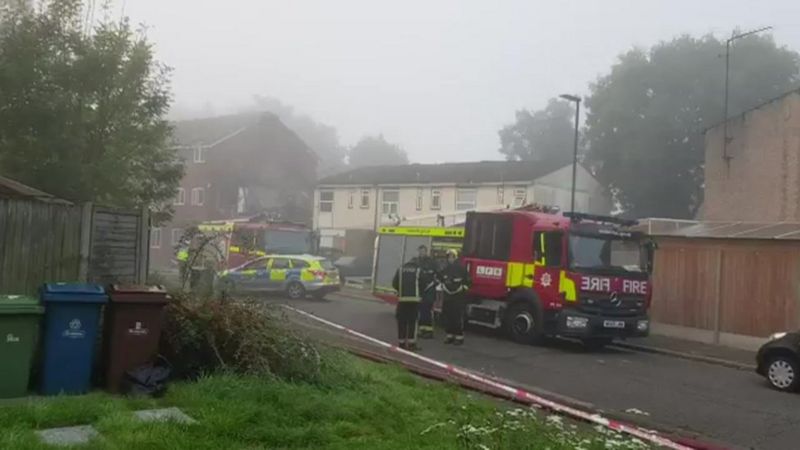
[{"xmin": 113, "ymin": 0, "xmax": 800, "ymax": 163}]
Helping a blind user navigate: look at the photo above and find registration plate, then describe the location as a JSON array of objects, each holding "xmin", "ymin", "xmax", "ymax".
[{"xmin": 603, "ymin": 320, "xmax": 626, "ymax": 329}]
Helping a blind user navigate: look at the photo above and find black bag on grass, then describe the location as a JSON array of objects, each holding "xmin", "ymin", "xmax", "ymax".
[{"xmin": 122, "ymin": 356, "xmax": 172, "ymax": 397}]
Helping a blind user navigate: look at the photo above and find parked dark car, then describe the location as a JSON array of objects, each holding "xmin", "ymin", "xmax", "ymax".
[{"xmin": 756, "ymin": 331, "xmax": 800, "ymax": 392}]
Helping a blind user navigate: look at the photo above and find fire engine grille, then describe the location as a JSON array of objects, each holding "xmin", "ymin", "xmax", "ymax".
[{"xmin": 577, "ymin": 295, "xmax": 646, "ymax": 317}]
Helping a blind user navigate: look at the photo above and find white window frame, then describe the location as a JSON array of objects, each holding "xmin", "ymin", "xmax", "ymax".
[
  {"xmin": 319, "ymin": 190, "xmax": 334, "ymax": 213},
  {"xmin": 415, "ymin": 188, "xmax": 423, "ymax": 211},
  {"xmin": 430, "ymin": 188, "xmax": 441, "ymax": 210},
  {"xmin": 193, "ymin": 146, "xmax": 206, "ymax": 163},
  {"xmin": 455, "ymin": 188, "xmax": 477, "ymax": 211},
  {"xmin": 347, "ymin": 190, "xmax": 355, "ymax": 209},
  {"xmin": 512, "ymin": 186, "xmax": 527, "ymax": 207},
  {"xmin": 150, "ymin": 227, "xmax": 161, "ymax": 249},
  {"xmin": 174, "ymin": 187, "xmax": 185, "ymax": 206},
  {"xmin": 360, "ymin": 189, "xmax": 370, "ymax": 209},
  {"xmin": 191, "ymin": 187, "xmax": 205, "ymax": 206},
  {"xmin": 171, "ymin": 228, "xmax": 183, "ymax": 246},
  {"xmin": 382, "ymin": 189, "xmax": 399, "ymax": 215}
]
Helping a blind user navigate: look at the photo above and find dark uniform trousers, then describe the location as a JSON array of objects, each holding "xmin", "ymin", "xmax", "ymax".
[
  {"xmin": 418, "ymin": 288, "xmax": 436, "ymax": 334},
  {"xmin": 442, "ymin": 293, "xmax": 466, "ymax": 338},
  {"xmin": 396, "ymin": 300, "xmax": 420, "ymax": 342}
]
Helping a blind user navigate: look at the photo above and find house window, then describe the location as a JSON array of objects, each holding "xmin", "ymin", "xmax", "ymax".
[
  {"xmin": 348, "ymin": 190, "xmax": 355, "ymax": 209},
  {"xmin": 512, "ymin": 187, "xmax": 527, "ymax": 207},
  {"xmin": 171, "ymin": 228, "xmax": 183, "ymax": 246},
  {"xmin": 237, "ymin": 187, "xmax": 248, "ymax": 214},
  {"xmin": 431, "ymin": 188, "xmax": 441, "ymax": 210},
  {"xmin": 382, "ymin": 190, "xmax": 399, "ymax": 215},
  {"xmin": 150, "ymin": 227, "xmax": 161, "ymax": 249},
  {"xmin": 193, "ymin": 146, "xmax": 206, "ymax": 163},
  {"xmin": 191, "ymin": 187, "xmax": 205, "ymax": 206},
  {"xmin": 456, "ymin": 188, "xmax": 477, "ymax": 211},
  {"xmin": 319, "ymin": 190, "xmax": 334, "ymax": 213},
  {"xmin": 360, "ymin": 189, "xmax": 370, "ymax": 208},
  {"xmin": 174, "ymin": 188, "xmax": 185, "ymax": 206},
  {"xmin": 415, "ymin": 188, "xmax": 423, "ymax": 211}
]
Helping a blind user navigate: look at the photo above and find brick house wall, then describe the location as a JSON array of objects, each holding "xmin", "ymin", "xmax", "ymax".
[{"xmin": 704, "ymin": 91, "xmax": 800, "ymax": 222}]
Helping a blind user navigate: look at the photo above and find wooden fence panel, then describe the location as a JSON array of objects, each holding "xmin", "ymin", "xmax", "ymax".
[
  {"xmin": 0, "ymin": 199, "xmax": 82, "ymax": 295},
  {"xmin": 650, "ymin": 239, "xmax": 718, "ymax": 330},
  {"xmin": 719, "ymin": 242, "xmax": 800, "ymax": 337},
  {"xmin": 88, "ymin": 208, "xmax": 143, "ymax": 284}
]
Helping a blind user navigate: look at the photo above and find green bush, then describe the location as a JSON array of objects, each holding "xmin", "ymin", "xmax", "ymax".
[{"xmin": 161, "ymin": 294, "xmax": 324, "ymax": 383}]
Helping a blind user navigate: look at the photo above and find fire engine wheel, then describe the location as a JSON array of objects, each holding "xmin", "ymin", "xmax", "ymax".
[
  {"xmin": 286, "ymin": 281, "xmax": 306, "ymax": 300},
  {"xmin": 504, "ymin": 302, "xmax": 544, "ymax": 345}
]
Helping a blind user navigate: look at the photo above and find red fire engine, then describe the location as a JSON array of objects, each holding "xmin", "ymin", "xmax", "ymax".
[
  {"xmin": 371, "ymin": 205, "xmax": 655, "ymax": 348},
  {"xmin": 196, "ymin": 218, "xmax": 314, "ymax": 270},
  {"xmin": 462, "ymin": 207, "xmax": 654, "ymax": 348}
]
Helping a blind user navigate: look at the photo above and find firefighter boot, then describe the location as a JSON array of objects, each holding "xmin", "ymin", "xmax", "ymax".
[{"xmin": 419, "ymin": 326, "xmax": 434, "ymax": 339}]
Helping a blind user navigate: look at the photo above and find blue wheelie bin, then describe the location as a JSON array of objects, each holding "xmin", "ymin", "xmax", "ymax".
[{"xmin": 40, "ymin": 283, "xmax": 108, "ymax": 395}]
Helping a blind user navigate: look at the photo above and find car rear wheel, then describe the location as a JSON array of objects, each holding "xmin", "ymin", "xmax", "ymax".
[
  {"xmin": 286, "ymin": 281, "xmax": 306, "ymax": 300},
  {"xmin": 766, "ymin": 356, "xmax": 800, "ymax": 392}
]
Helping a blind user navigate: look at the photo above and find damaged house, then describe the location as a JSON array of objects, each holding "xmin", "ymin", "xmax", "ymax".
[{"xmin": 149, "ymin": 112, "xmax": 317, "ymax": 269}]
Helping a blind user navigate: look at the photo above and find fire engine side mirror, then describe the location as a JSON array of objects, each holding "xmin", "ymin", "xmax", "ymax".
[{"xmin": 644, "ymin": 240, "xmax": 657, "ymax": 273}]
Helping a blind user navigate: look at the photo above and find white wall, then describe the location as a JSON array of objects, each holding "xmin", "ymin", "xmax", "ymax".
[{"xmin": 314, "ymin": 165, "xmax": 610, "ymax": 232}]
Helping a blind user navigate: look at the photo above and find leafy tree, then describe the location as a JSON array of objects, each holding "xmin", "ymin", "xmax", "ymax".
[
  {"xmin": 0, "ymin": 0, "xmax": 183, "ymax": 213},
  {"xmin": 250, "ymin": 95, "xmax": 346, "ymax": 176},
  {"xmin": 498, "ymin": 98, "xmax": 576, "ymax": 167},
  {"xmin": 348, "ymin": 134, "xmax": 408, "ymax": 168},
  {"xmin": 585, "ymin": 34, "xmax": 800, "ymax": 218}
]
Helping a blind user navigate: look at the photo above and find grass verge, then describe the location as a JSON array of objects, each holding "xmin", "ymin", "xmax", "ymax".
[{"xmin": 0, "ymin": 352, "xmax": 651, "ymax": 450}]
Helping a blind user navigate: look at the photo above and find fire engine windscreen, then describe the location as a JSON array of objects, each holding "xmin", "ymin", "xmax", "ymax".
[
  {"xmin": 568, "ymin": 235, "xmax": 646, "ymax": 273},
  {"xmin": 264, "ymin": 229, "xmax": 313, "ymax": 254}
]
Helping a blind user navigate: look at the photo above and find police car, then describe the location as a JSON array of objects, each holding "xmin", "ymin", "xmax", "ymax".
[{"xmin": 219, "ymin": 254, "xmax": 340, "ymax": 299}]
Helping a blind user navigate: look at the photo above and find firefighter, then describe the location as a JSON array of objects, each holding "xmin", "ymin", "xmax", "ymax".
[
  {"xmin": 415, "ymin": 245, "xmax": 438, "ymax": 339},
  {"xmin": 440, "ymin": 249, "xmax": 471, "ymax": 345},
  {"xmin": 175, "ymin": 240, "xmax": 190, "ymax": 285},
  {"xmin": 392, "ymin": 258, "xmax": 422, "ymax": 351}
]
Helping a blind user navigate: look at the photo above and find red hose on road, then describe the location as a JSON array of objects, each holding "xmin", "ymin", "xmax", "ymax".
[{"xmin": 284, "ymin": 305, "xmax": 700, "ymax": 450}]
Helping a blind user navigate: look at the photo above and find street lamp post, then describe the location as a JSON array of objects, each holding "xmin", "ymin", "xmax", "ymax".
[
  {"xmin": 560, "ymin": 94, "xmax": 581, "ymax": 213},
  {"xmin": 722, "ymin": 26, "xmax": 772, "ymax": 162}
]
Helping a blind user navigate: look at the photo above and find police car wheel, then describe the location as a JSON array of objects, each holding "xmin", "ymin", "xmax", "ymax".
[
  {"xmin": 766, "ymin": 356, "xmax": 800, "ymax": 392},
  {"xmin": 286, "ymin": 282, "xmax": 306, "ymax": 300}
]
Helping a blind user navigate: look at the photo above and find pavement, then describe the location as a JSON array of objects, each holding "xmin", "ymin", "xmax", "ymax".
[{"xmin": 275, "ymin": 290, "xmax": 799, "ymax": 450}]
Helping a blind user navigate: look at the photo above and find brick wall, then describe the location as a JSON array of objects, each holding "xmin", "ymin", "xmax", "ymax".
[{"xmin": 704, "ymin": 92, "xmax": 800, "ymax": 221}]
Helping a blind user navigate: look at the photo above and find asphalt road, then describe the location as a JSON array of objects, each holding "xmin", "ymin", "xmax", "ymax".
[{"xmin": 274, "ymin": 292, "xmax": 799, "ymax": 450}]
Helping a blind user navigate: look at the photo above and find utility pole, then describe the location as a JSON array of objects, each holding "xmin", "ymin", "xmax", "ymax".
[
  {"xmin": 560, "ymin": 94, "xmax": 581, "ymax": 212},
  {"xmin": 722, "ymin": 26, "xmax": 772, "ymax": 163}
]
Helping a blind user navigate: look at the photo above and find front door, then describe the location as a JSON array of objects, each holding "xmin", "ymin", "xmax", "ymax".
[
  {"xmin": 268, "ymin": 258, "xmax": 291, "ymax": 291},
  {"xmin": 229, "ymin": 258, "xmax": 269, "ymax": 291}
]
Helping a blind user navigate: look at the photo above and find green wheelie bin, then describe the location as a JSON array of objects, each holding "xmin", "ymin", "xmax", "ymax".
[{"xmin": 0, "ymin": 295, "xmax": 43, "ymax": 398}]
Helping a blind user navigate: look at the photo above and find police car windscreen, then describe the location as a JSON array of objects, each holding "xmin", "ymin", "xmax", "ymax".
[
  {"xmin": 264, "ymin": 229, "xmax": 312, "ymax": 254},
  {"xmin": 568, "ymin": 235, "xmax": 644, "ymax": 273}
]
